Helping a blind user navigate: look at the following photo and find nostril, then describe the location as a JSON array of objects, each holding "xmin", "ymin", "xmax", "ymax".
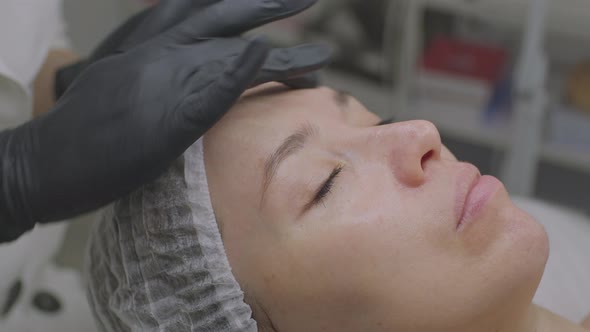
[
  {"xmin": 32, "ymin": 290, "xmax": 62, "ymax": 314},
  {"xmin": 421, "ymin": 150, "xmax": 435, "ymax": 170}
]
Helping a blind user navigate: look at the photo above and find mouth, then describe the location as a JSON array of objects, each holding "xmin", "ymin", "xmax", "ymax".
[
  {"xmin": 455, "ymin": 164, "xmax": 503, "ymax": 230},
  {"xmin": 455, "ymin": 163, "xmax": 481, "ymax": 230}
]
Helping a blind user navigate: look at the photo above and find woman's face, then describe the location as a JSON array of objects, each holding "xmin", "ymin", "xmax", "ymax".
[{"xmin": 204, "ymin": 84, "xmax": 549, "ymax": 332}]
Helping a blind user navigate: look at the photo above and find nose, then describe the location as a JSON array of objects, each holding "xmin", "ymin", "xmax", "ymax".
[{"xmin": 371, "ymin": 120, "xmax": 442, "ymax": 187}]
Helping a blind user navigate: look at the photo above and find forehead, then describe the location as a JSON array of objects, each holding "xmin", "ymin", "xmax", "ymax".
[
  {"xmin": 205, "ymin": 85, "xmax": 336, "ymax": 165},
  {"xmin": 205, "ymin": 84, "xmax": 380, "ymax": 162},
  {"xmin": 213, "ymin": 83, "xmax": 378, "ymax": 134}
]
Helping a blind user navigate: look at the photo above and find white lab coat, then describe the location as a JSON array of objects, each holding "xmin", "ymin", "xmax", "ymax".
[
  {"xmin": 0, "ymin": 0, "xmax": 68, "ymax": 128},
  {"xmin": 0, "ymin": 1, "xmax": 97, "ymax": 331}
]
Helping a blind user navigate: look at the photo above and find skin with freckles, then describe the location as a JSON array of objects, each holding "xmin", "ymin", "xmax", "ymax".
[{"xmin": 204, "ymin": 83, "xmax": 583, "ymax": 332}]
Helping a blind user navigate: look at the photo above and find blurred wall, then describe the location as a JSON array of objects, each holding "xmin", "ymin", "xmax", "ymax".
[{"xmin": 63, "ymin": 0, "xmax": 140, "ymax": 55}]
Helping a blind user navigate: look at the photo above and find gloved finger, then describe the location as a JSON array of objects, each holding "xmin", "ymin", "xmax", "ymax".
[
  {"xmin": 251, "ymin": 43, "xmax": 332, "ymax": 87},
  {"xmin": 181, "ymin": 38, "xmax": 271, "ymax": 127},
  {"xmin": 279, "ymin": 72, "xmax": 320, "ymax": 89},
  {"xmin": 122, "ymin": 0, "xmax": 195, "ymax": 49},
  {"xmin": 169, "ymin": 0, "xmax": 318, "ymax": 43}
]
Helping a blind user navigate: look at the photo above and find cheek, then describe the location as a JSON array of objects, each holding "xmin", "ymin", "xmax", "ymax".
[
  {"xmin": 272, "ymin": 217, "xmax": 413, "ymax": 315},
  {"xmin": 247, "ymin": 225, "xmax": 386, "ymax": 328},
  {"xmin": 335, "ymin": 166, "xmax": 456, "ymax": 250},
  {"xmin": 306, "ymin": 177, "xmax": 546, "ymax": 327},
  {"xmin": 283, "ymin": 180, "xmax": 448, "ymax": 301},
  {"xmin": 278, "ymin": 207, "xmax": 471, "ymax": 329}
]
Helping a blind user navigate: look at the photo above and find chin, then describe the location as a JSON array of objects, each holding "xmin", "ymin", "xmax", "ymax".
[
  {"xmin": 502, "ymin": 203, "xmax": 550, "ymax": 294},
  {"xmin": 475, "ymin": 205, "xmax": 550, "ymax": 326}
]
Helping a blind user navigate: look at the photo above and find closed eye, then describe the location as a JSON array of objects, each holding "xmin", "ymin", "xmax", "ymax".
[{"xmin": 307, "ymin": 165, "xmax": 344, "ymax": 209}]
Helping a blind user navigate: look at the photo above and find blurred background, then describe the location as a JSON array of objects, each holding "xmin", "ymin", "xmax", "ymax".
[
  {"xmin": 0, "ymin": 0, "xmax": 571, "ymax": 329},
  {"xmin": 58, "ymin": 0, "xmax": 590, "ymax": 287}
]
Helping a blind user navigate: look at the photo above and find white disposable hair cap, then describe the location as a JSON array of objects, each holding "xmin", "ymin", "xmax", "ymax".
[{"xmin": 85, "ymin": 139, "xmax": 257, "ymax": 332}]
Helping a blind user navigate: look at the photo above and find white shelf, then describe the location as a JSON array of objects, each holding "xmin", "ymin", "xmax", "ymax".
[{"xmin": 420, "ymin": 0, "xmax": 590, "ymax": 41}]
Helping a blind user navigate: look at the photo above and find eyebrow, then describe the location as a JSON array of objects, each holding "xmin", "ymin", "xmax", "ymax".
[
  {"xmin": 259, "ymin": 89, "xmax": 353, "ymax": 206},
  {"xmin": 261, "ymin": 122, "xmax": 319, "ymax": 204}
]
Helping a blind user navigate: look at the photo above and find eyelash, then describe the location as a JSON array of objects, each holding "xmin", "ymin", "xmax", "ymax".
[{"xmin": 311, "ymin": 165, "xmax": 344, "ymax": 207}]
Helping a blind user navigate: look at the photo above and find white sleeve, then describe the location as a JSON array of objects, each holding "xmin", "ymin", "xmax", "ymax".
[
  {"xmin": 0, "ymin": 75, "xmax": 31, "ymax": 130},
  {"xmin": 0, "ymin": 0, "xmax": 67, "ymax": 129}
]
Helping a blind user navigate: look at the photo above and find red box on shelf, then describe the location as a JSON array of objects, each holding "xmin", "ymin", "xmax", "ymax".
[{"xmin": 421, "ymin": 36, "xmax": 508, "ymax": 84}]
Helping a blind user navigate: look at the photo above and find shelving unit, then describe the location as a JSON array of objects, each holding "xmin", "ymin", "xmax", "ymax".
[
  {"xmin": 393, "ymin": 0, "xmax": 590, "ymax": 196},
  {"xmin": 417, "ymin": 0, "xmax": 590, "ymax": 42}
]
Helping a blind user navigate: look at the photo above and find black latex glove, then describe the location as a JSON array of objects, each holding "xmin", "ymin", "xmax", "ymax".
[
  {"xmin": 55, "ymin": 0, "xmax": 318, "ymax": 98},
  {"xmin": 0, "ymin": 0, "xmax": 332, "ymax": 243}
]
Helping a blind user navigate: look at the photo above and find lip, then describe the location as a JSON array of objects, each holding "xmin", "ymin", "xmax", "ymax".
[
  {"xmin": 455, "ymin": 167, "xmax": 503, "ymax": 230},
  {"xmin": 454, "ymin": 164, "xmax": 480, "ymax": 228}
]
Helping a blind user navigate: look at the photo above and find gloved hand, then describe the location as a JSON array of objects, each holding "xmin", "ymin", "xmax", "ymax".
[
  {"xmin": 0, "ymin": 0, "xmax": 332, "ymax": 243},
  {"xmin": 55, "ymin": 0, "xmax": 318, "ymax": 98}
]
